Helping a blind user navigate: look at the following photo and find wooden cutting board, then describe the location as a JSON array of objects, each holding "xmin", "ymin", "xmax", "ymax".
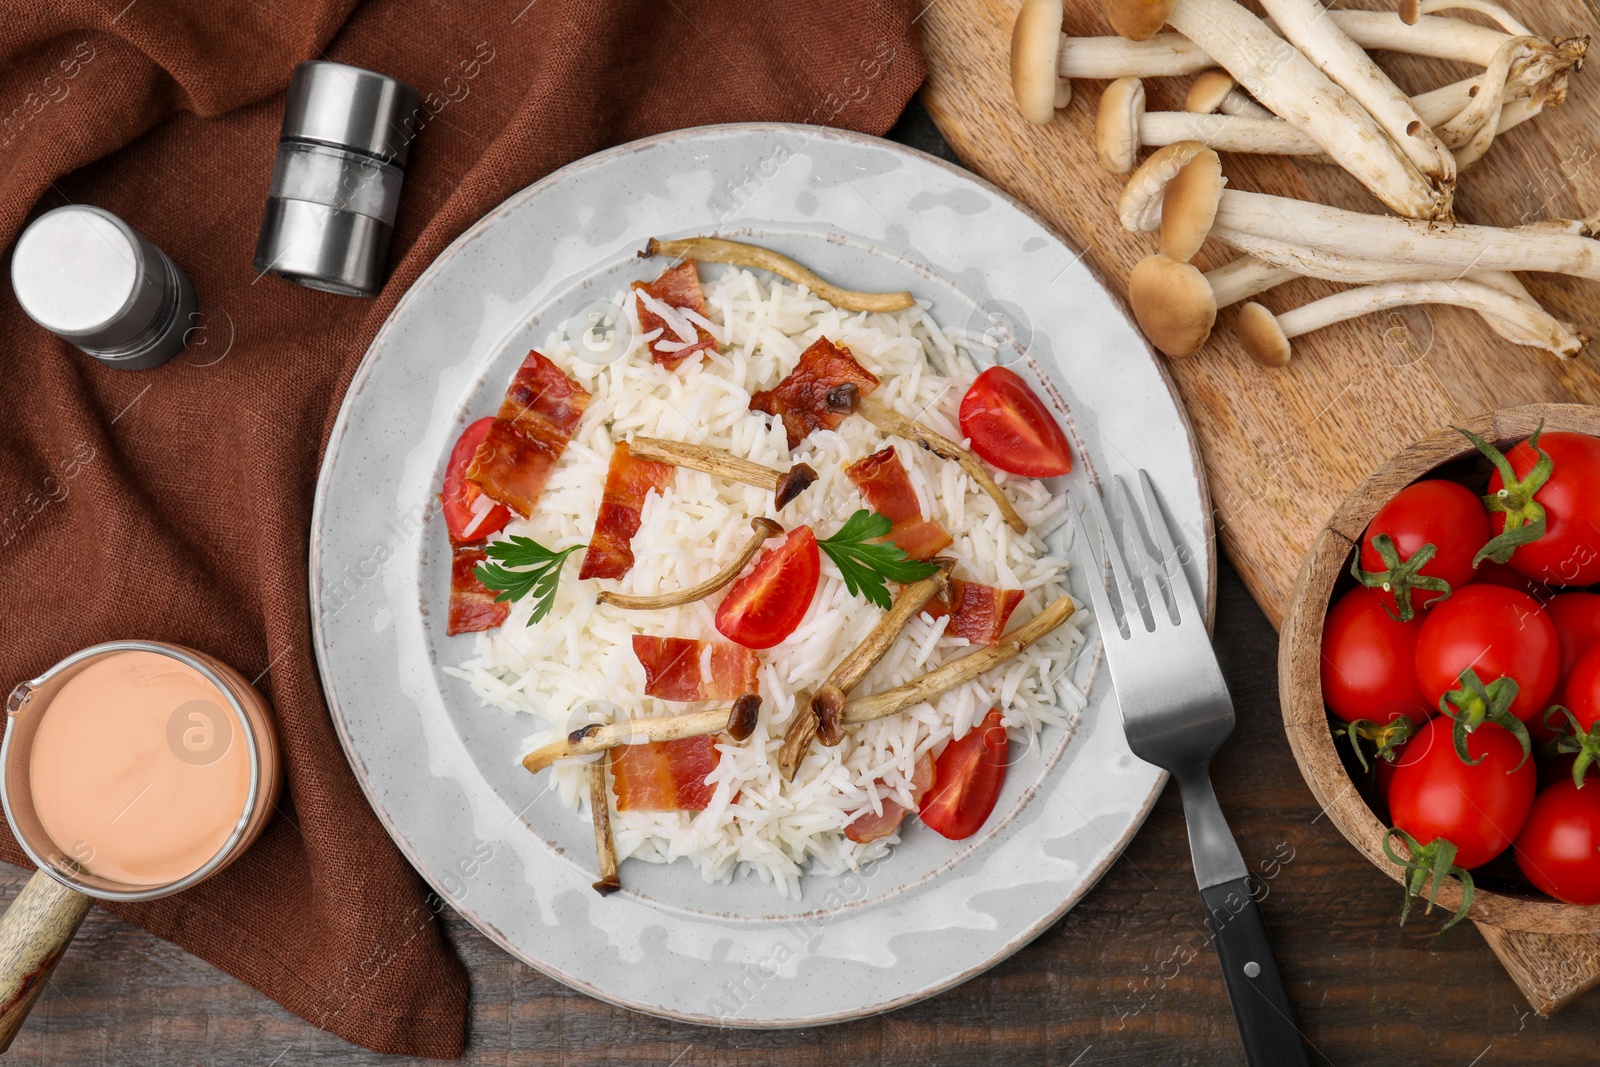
[{"xmin": 919, "ymin": 0, "xmax": 1600, "ymax": 1014}]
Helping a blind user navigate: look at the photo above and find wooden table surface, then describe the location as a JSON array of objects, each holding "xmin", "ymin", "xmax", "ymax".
[{"xmin": 6, "ymin": 101, "xmax": 1599, "ymax": 1067}]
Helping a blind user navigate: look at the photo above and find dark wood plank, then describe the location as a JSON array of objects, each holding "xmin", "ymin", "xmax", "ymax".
[{"xmin": 4, "ymin": 556, "xmax": 1599, "ymax": 1064}]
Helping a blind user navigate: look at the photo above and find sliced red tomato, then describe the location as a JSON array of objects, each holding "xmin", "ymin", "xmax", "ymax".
[
  {"xmin": 957, "ymin": 367, "xmax": 1072, "ymax": 478},
  {"xmin": 442, "ymin": 417, "xmax": 510, "ymax": 544},
  {"xmin": 1321, "ymin": 587, "xmax": 1431, "ymax": 727},
  {"xmin": 920, "ymin": 708, "xmax": 1009, "ymax": 840},
  {"xmin": 844, "ymin": 750, "xmax": 935, "ymax": 843},
  {"xmin": 1514, "ymin": 779, "xmax": 1600, "ymax": 905},
  {"xmin": 714, "ymin": 526, "xmax": 819, "ymax": 649},
  {"xmin": 1355, "ymin": 479, "xmax": 1489, "ymax": 619}
]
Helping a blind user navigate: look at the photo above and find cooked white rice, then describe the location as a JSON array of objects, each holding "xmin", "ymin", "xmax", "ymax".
[{"xmin": 444, "ymin": 267, "xmax": 1091, "ymax": 897}]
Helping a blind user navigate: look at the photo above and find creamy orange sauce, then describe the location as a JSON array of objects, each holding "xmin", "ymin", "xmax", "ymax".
[{"xmin": 29, "ymin": 650, "xmax": 251, "ymax": 887}]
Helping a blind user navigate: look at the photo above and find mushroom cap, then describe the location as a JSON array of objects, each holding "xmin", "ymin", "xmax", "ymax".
[
  {"xmin": 1127, "ymin": 253, "xmax": 1217, "ymax": 358},
  {"xmin": 1236, "ymin": 301, "xmax": 1292, "ymax": 366},
  {"xmin": 1095, "ymin": 77, "xmax": 1147, "ymax": 174},
  {"xmin": 1102, "ymin": 0, "xmax": 1177, "ymax": 42},
  {"xmin": 1185, "ymin": 70, "xmax": 1237, "ymax": 114},
  {"xmin": 1398, "ymin": 0, "xmax": 1421, "ymax": 25},
  {"xmin": 1012, "ymin": 0, "xmax": 1068, "ymax": 125},
  {"xmin": 1160, "ymin": 148, "xmax": 1225, "ymax": 263},
  {"xmin": 1118, "ymin": 140, "xmax": 1216, "ymax": 234}
]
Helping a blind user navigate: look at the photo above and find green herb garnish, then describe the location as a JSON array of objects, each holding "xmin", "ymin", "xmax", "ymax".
[
  {"xmin": 818, "ymin": 509, "xmax": 942, "ymax": 610},
  {"xmin": 474, "ymin": 537, "xmax": 586, "ymax": 625}
]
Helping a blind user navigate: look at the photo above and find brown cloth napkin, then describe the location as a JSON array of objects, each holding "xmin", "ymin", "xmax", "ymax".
[{"xmin": 0, "ymin": 0, "xmax": 926, "ymax": 1055}]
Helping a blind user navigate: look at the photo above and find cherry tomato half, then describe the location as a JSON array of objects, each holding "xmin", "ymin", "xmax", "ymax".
[
  {"xmin": 1414, "ymin": 584, "xmax": 1558, "ymax": 722},
  {"xmin": 442, "ymin": 417, "xmax": 510, "ymax": 544},
  {"xmin": 957, "ymin": 367, "xmax": 1072, "ymax": 478},
  {"xmin": 1514, "ymin": 779, "xmax": 1600, "ymax": 905},
  {"xmin": 1388, "ymin": 717, "xmax": 1536, "ymax": 870},
  {"xmin": 1488, "ymin": 431, "xmax": 1600, "ymax": 587},
  {"xmin": 1358, "ymin": 479, "xmax": 1489, "ymax": 617},
  {"xmin": 714, "ymin": 526, "xmax": 819, "ymax": 649},
  {"xmin": 920, "ymin": 708, "xmax": 1010, "ymax": 840},
  {"xmin": 1320, "ymin": 587, "xmax": 1431, "ymax": 726}
]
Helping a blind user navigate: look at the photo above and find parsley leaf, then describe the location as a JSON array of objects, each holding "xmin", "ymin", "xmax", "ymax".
[
  {"xmin": 473, "ymin": 537, "xmax": 586, "ymax": 625},
  {"xmin": 818, "ymin": 509, "xmax": 942, "ymax": 609}
]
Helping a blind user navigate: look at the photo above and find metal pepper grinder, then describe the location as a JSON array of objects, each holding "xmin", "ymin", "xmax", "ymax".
[{"xmin": 253, "ymin": 61, "xmax": 420, "ymax": 297}]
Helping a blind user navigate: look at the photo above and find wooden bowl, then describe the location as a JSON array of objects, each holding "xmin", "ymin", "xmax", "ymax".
[{"xmin": 1279, "ymin": 403, "xmax": 1600, "ymax": 935}]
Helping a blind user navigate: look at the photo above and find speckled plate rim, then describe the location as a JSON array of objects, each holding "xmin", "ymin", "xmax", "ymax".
[{"xmin": 309, "ymin": 122, "xmax": 1215, "ymax": 1027}]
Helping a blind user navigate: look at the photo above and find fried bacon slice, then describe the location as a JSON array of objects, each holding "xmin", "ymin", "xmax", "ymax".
[
  {"xmin": 844, "ymin": 750, "xmax": 935, "ymax": 843},
  {"xmin": 579, "ymin": 442, "xmax": 675, "ymax": 581},
  {"xmin": 633, "ymin": 260, "xmax": 717, "ymax": 370},
  {"xmin": 465, "ymin": 350, "xmax": 590, "ymax": 517},
  {"xmin": 631, "ymin": 636, "xmax": 760, "ymax": 702},
  {"xmin": 610, "ymin": 736, "xmax": 720, "ymax": 811},
  {"xmin": 447, "ymin": 546, "xmax": 509, "ymax": 635},
  {"xmin": 845, "ymin": 446, "xmax": 953, "ymax": 561},
  {"xmin": 923, "ymin": 579, "xmax": 1026, "ymax": 646},
  {"xmin": 749, "ymin": 337, "xmax": 879, "ymax": 449}
]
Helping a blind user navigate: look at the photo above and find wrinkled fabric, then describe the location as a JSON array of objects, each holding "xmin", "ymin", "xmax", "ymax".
[{"xmin": 0, "ymin": 0, "xmax": 925, "ymax": 1055}]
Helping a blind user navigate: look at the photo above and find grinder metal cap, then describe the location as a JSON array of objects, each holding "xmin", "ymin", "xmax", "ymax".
[{"xmin": 280, "ymin": 60, "xmax": 420, "ymax": 165}]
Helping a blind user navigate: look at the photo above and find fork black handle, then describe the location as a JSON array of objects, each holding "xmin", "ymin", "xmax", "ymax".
[{"xmin": 1199, "ymin": 877, "xmax": 1309, "ymax": 1067}]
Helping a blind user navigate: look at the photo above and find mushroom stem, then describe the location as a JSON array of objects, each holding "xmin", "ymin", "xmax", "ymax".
[
  {"xmin": 777, "ymin": 561, "xmax": 956, "ymax": 778},
  {"xmin": 1212, "ymin": 189, "xmax": 1600, "ymax": 280},
  {"xmin": 854, "ymin": 397, "xmax": 1029, "ymax": 534},
  {"xmin": 642, "ymin": 237, "xmax": 913, "ymax": 313},
  {"xmin": 597, "ymin": 517, "xmax": 783, "ymax": 610},
  {"xmin": 628, "ymin": 435, "xmax": 816, "ymax": 510},
  {"xmin": 1400, "ymin": 0, "xmax": 1534, "ymax": 37},
  {"xmin": 1237, "ymin": 280, "xmax": 1585, "ymax": 366},
  {"xmin": 1185, "ymin": 69, "xmax": 1273, "ymax": 120},
  {"xmin": 521, "ymin": 696, "xmax": 760, "ymax": 774},
  {"xmin": 1259, "ymin": 0, "xmax": 1456, "ymax": 185},
  {"xmin": 1158, "ymin": 0, "xmax": 1447, "ymax": 218},
  {"xmin": 1330, "ymin": 11, "xmax": 1537, "ymax": 65},
  {"xmin": 589, "ymin": 761, "xmax": 621, "ymax": 896},
  {"xmin": 835, "ymin": 596, "xmax": 1077, "ymax": 729},
  {"xmin": 1207, "ymin": 256, "xmax": 1298, "ymax": 306}
]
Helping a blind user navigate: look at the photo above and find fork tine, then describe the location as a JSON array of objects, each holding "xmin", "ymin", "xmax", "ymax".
[
  {"xmin": 1114, "ymin": 475, "xmax": 1176, "ymax": 626},
  {"xmin": 1138, "ymin": 469, "xmax": 1203, "ymax": 626},
  {"xmin": 1081, "ymin": 484, "xmax": 1148, "ymax": 635},
  {"xmin": 1065, "ymin": 492, "xmax": 1121, "ymax": 637}
]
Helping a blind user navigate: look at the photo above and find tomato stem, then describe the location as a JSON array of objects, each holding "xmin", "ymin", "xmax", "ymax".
[
  {"xmin": 1382, "ymin": 828, "xmax": 1476, "ymax": 932},
  {"xmin": 1438, "ymin": 668, "xmax": 1531, "ymax": 768},
  {"xmin": 1337, "ymin": 715, "xmax": 1421, "ymax": 773},
  {"xmin": 1552, "ymin": 706, "xmax": 1600, "ymax": 789},
  {"xmin": 1457, "ymin": 423, "xmax": 1552, "ymax": 567},
  {"xmin": 1348, "ymin": 534, "xmax": 1451, "ymax": 622}
]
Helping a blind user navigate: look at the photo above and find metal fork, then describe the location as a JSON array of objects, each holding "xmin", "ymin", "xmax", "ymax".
[{"xmin": 1071, "ymin": 472, "xmax": 1308, "ymax": 1067}]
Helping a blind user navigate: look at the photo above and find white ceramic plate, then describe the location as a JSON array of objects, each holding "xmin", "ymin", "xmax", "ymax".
[{"xmin": 309, "ymin": 123, "xmax": 1213, "ymax": 1026}]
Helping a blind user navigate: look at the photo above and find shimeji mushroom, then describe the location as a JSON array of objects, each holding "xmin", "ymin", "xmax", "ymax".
[
  {"xmin": 1235, "ymin": 280, "xmax": 1585, "ymax": 367},
  {"xmin": 1098, "ymin": 55, "xmax": 1570, "ymax": 171},
  {"xmin": 1185, "ymin": 69, "xmax": 1272, "ymax": 119},
  {"xmin": 1122, "ymin": 143, "xmax": 1600, "ymax": 284},
  {"xmin": 1100, "ymin": 0, "xmax": 1447, "ymax": 219},
  {"xmin": 1009, "ymin": 3, "xmax": 1581, "ymax": 125},
  {"xmin": 1258, "ymin": 0, "xmax": 1455, "ymax": 186}
]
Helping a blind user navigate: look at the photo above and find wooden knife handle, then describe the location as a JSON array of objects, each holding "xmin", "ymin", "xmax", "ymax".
[{"xmin": 0, "ymin": 869, "xmax": 92, "ymax": 1051}]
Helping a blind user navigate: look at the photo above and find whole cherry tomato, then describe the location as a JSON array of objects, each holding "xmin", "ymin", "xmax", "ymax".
[
  {"xmin": 1414, "ymin": 585, "xmax": 1557, "ymax": 723},
  {"xmin": 957, "ymin": 367, "xmax": 1072, "ymax": 478},
  {"xmin": 715, "ymin": 526, "xmax": 819, "ymax": 649},
  {"xmin": 1482, "ymin": 430, "xmax": 1600, "ymax": 586},
  {"xmin": 1321, "ymin": 587, "xmax": 1431, "ymax": 727},
  {"xmin": 1513, "ymin": 779, "xmax": 1600, "ymax": 905},
  {"xmin": 1532, "ymin": 592, "xmax": 1600, "ymax": 746},
  {"xmin": 1552, "ymin": 643, "xmax": 1600, "ymax": 786},
  {"xmin": 1388, "ymin": 716, "xmax": 1535, "ymax": 870},
  {"xmin": 1355, "ymin": 479, "xmax": 1490, "ymax": 619},
  {"xmin": 920, "ymin": 708, "xmax": 1010, "ymax": 840}
]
